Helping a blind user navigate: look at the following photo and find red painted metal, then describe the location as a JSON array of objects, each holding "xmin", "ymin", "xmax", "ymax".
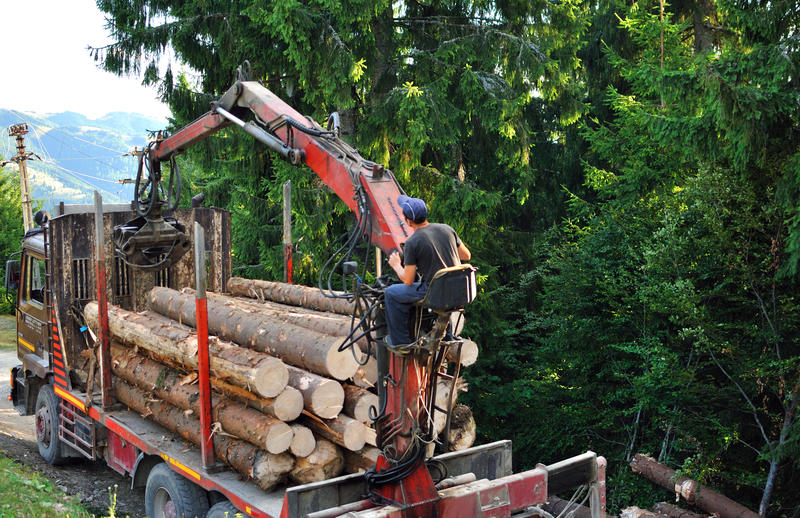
[
  {"xmin": 195, "ymin": 296, "xmax": 215, "ymax": 467},
  {"xmin": 151, "ymin": 112, "xmax": 229, "ymax": 161},
  {"xmin": 284, "ymin": 243, "xmax": 293, "ymax": 284},
  {"xmin": 106, "ymin": 430, "xmax": 138, "ymax": 476}
]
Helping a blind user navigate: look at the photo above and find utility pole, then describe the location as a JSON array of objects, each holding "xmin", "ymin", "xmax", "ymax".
[{"xmin": 6, "ymin": 123, "xmax": 37, "ymax": 232}]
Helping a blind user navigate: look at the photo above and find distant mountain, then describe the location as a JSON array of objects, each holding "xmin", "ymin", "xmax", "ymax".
[{"xmin": 0, "ymin": 109, "xmax": 167, "ymax": 208}]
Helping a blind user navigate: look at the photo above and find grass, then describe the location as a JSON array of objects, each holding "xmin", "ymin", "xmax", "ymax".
[
  {"xmin": 0, "ymin": 315, "xmax": 14, "ymax": 349},
  {"xmin": 0, "ymin": 454, "xmax": 90, "ymax": 517}
]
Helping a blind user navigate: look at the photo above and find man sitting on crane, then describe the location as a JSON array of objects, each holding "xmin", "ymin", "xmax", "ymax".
[{"xmin": 385, "ymin": 195, "xmax": 471, "ymax": 347}]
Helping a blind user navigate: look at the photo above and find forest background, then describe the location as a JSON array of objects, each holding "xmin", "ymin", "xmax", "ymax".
[{"xmin": 1, "ymin": 0, "xmax": 798, "ymax": 516}]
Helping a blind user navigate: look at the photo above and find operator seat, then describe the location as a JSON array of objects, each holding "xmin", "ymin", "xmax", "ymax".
[{"xmin": 411, "ymin": 264, "xmax": 477, "ymax": 342}]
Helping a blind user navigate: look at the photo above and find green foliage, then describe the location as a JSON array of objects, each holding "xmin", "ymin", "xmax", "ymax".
[
  {"xmin": 0, "ymin": 166, "xmax": 23, "ymax": 314},
  {"xmin": 94, "ymin": 0, "xmax": 800, "ymax": 514}
]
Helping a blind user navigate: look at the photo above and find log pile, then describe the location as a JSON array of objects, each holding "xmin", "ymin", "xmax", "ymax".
[{"xmin": 86, "ymin": 278, "xmax": 479, "ymax": 489}]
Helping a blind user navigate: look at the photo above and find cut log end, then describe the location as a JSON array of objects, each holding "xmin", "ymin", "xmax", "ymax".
[
  {"xmin": 273, "ymin": 387, "xmax": 304, "ymax": 422},
  {"xmin": 252, "ymin": 452, "xmax": 295, "ymax": 491},
  {"xmin": 253, "ymin": 359, "xmax": 290, "ymax": 398},
  {"xmin": 265, "ymin": 421, "xmax": 294, "ymax": 454},
  {"xmin": 289, "ymin": 439, "xmax": 344, "ymax": 484},
  {"xmin": 325, "ymin": 342, "xmax": 362, "ymax": 381},
  {"xmin": 290, "ymin": 425, "xmax": 316, "ymax": 458},
  {"xmin": 309, "ymin": 381, "xmax": 345, "ymax": 420}
]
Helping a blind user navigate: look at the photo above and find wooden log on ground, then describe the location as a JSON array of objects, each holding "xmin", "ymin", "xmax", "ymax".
[
  {"xmin": 84, "ymin": 302, "xmax": 288, "ymax": 398},
  {"xmin": 343, "ymin": 446, "xmax": 381, "ymax": 474},
  {"xmin": 290, "ymin": 424, "xmax": 316, "ymax": 458},
  {"xmin": 653, "ymin": 503, "xmax": 707, "ymax": 518},
  {"xmin": 111, "ymin": 344, "xmax": 292, "ymax": 454},
  {"xmin": 448, "ymin": 404, "xmax": 476, "ymax": 451},
  {"xmin": 114, "ymin": 380, "xmax": 294, "ymax": 491},
  {"xmin": 343, "ymin": 384, "xmax": 378, "ymax": 423},
  {"xmin": 630, "ymin": 454, "xmax": 758, "ymax": 518},
  {"xmin": 301, "ymin": 414, "xmax": 366, "ymax": 451},
  {"xmin": 149, "ymin": 287, "xmax": 360, "ymax": 380},
  {"xmin": 287, "ymin": 366, "xmax": 344, "ymax": 419},
  {"xmin": 228, "ymin": 277, "xmax": 355, "ymax": 315},
  {"xmin": 211, "ymin": 380, "xmax": 304, "ymax": 422},
  {"xmin": 289, "ymin": 439, "xmax": 344, "ymax": 484}
]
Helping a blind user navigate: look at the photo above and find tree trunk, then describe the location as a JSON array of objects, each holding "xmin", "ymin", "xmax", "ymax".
[
  {"xmin": 630, "ymin": 454, "xmax": 758, "ymax": 518},
  {"xmin": 541, "ymin": 496, "xmax": 595, "ymax": 518},
  {"xmin": 227, "ymin": 277, "xmax": 355, "ymax": 315},
  {"xmin": 343, "ymin": 446, "xmax": 381, "ymax": 474},
  {"xmin": 111, "ymin": 343, "xmax": 292, "ymax": 454},
  {"xmin": 148, "ymin": 287, "xmax": 360, "ymax": 380},
  {"xmin": 289, "ymin": 439, "xmax": 345, "ymax": 484},
  {"xmin": 287, "ymin": 365, "xmax": 344, "ymax": 419},
  {"xmin": 210, "ymin": 379, "xmax": 304, "ymax": 422},
  {"xmin": 301, "ymin": 414, "xmax": 366, "ymax": 451},
  {"xmin": 84, "ymin": 302, "xmax": 288, "ymax": 398},
  {"xmin": 622, "ymin": 508, "xmax": 667, "ymax": 518},
  {"xmin": 114, "ymin": 380, "xmax": 294, "ymax": 491},
  {"xmin": 201, "ymin": 290, "xmax": 369, "ymax": 352},
  {"xmin": 448, "ymin": 404, "xmax": 476, "ymax": 451},
  {"xmin": 290, "ymin": 424, "xmax": 316, "ymax": 458},
  {"xmin": 363, "ymin": 425, "xmax": 377, "ymax": 447},
  {"xmin": 343, "ymin": 384, "xmax": 378, "ymax": 423}
]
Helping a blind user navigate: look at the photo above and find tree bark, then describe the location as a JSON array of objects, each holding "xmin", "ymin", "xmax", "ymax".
[
  {"xmin": 287, "ymin": 365, "xmax": 344, "ymax": 419},
  {"xmin": 343, "ymin": 384, "xmax": 378, "ymax": 423},
  {"xmin": 630, "ymin": 454, "xmax": 758, "ymax": 518},
  {"xmin": 111, "ymin": 343, "xmax": 292, "ymax": 454},
  {"xmin": 148, "ymin": 287, "xmax": 360, "ymax": 380},
  {"xmin": 289, "ymin": 439, "xmax": 344, "ymax": 484},
  {"xmin": 201, "ymin": 290, "xmax": 369, "ymax": 352},
  {"xmin": 210, "ymin": 379, "xmax": 304, "ymax": 422},
  {"xmin": 114, "ymin": 380, "xmax": 294, "ymax": 491},
  {"xmin": 622, "ymin": 508, "xmax": 667, "ymax": 518},
  {"xmin": 541, "ymin": 496, "xmax": 594, "ymax": 518},
  {"xmin": 290, "ymin": 424, "xmax": 316, "ymax": 458},
  {"xmin": 343, "ymin": 446, "xmax": 381, "ymax": 474},
  {"xmin": 227, "ymin": 277, "xmax": 355, "ymax": 315},
  {"xmin": 84, "ymin": 302, "xmax": 288, "ymax": 398},
  {"xmin": 301, "ymin": 414, "xmax": 366, "ymax": 451}
]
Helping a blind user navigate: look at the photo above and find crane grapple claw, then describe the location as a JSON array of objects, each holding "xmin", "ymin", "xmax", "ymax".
[{"xmin": 112, "ymin": 215, "xmax": 191, "ymax": 272}]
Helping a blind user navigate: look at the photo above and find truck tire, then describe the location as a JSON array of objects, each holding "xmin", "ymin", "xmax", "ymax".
[
  {"xmin": 145, "ymin": 463, "xmax": 209, "ymax": 518},
  {"xmin": 35, "ymin": 384, "xmax": 65, "ymax": 465},
  {"xmin": 207, "ymin": 500, "xmax": 241, "ymax": 518}
]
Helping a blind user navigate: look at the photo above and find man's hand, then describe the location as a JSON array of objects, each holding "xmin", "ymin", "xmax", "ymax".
[
  {"xmin": 389, "ymin": 251, "xmax": 417, "ymax": 286},
  {"xmin": 388, "ymin": 251, "xmax": 403, "ymax": 271}
]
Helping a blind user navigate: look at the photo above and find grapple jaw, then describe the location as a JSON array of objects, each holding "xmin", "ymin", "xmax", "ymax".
[{"xmin": 112, "ymin": 215, "xmax": 191, "ymax": 272}]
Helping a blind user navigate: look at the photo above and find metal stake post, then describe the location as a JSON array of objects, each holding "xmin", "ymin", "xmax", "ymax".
[
  {"xmin": 283, "ymin": 180, "xmax": 292, "ymax": 284},
  {"xmin": 93, "ymin": 191, "xmax": 114, "ymax": 409},
  {"xmin": 194, "ymin": 222, "xmax": 215, "ymax": 467}
]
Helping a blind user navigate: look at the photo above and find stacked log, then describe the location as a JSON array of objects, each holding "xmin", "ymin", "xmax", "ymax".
[{"xmin": 92, "ymin": 279, "xmax": 479, "ymax": 487}]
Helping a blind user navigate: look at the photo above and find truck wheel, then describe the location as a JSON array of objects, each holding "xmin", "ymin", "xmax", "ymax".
[
  {"xmin": 145, "ymin": 463, "xmax": 209, "ymax": 518},
  {"xmin": 35, "ymin": 384, "xmax": 65, "ymax": 465},
  {"xmin": 207, "ymin": 500, "xmax": 241, "ymax": 518}
]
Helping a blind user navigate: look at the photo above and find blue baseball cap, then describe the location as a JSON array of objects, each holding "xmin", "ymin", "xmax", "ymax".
[{"xmin": 398, "ymin": 195, "xmax": 428, "ymax": 222}]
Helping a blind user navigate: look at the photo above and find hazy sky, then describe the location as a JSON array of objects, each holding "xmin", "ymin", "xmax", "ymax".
[{"xmin": 0, "ymin": 1, "xmax": 170, "ymax": 121}]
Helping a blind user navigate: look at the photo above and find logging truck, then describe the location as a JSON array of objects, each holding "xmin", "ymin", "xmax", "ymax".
[{"xmin": 4, "ymin": 67, "xmax": 607, "ymax": 518}]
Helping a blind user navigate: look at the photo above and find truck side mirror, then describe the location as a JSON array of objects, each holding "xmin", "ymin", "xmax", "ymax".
[{"xmin": 4, "ymin": 259, "xmax": 20, "ymax": 292}]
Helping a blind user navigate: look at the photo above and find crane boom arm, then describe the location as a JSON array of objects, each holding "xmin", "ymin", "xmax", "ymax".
[{"xmin": 151, "ymin": 81, "xmax": 411, "ymax": 254}]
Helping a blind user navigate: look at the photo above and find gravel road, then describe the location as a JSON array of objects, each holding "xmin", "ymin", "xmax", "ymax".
[{"xmin": 0, "ymin": 350, "xmax": 147, "ymax": 517}]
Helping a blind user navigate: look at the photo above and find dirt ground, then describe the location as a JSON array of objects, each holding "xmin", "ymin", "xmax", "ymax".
[{"xmin": 0, "ymin": 350, "xmax": 147, "ymax": 518}]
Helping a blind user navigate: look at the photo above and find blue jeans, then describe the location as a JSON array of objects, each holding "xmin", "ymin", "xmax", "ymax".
[{"xmin": 384, "ymin": 281, "xmax": 426, "ymax": 346}]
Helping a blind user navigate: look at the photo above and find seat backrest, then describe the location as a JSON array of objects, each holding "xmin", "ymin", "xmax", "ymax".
[{"xmin": 418, "ymin": 264, "xmax": 477, "ymax": 312}]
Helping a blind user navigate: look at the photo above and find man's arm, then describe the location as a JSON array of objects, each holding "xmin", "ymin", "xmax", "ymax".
[
  {"xmin": 458, "ymin": 243, "xmax": 471, "ymax": 261},
  {"xmin": 388, "ymin": 251, "xmax": 417, "ymax": 285}
]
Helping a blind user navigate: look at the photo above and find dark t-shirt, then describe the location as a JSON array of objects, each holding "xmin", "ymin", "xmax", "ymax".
[{"xmin": 403, "ymin": 223, "xmax": 462, "ymax": 284}]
